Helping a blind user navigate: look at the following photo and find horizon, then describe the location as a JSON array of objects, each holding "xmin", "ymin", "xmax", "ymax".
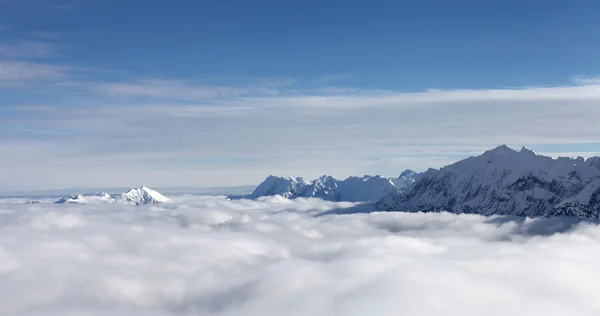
[{"xmin": 5, "ymin": 143, "xmax": 600, "ymax": 196}]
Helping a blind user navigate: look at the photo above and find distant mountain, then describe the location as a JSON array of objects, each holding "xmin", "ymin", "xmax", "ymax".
[
  {"xmin": 117, "ymin": 186, "xmax": 171, "ymax": 205},
  {"xmin": 54, "ymin": 187, "xmax": 170, "ymax": 205},
  {"xmin": 232, "ymin": 172, "xmax": 420, "ymax": 202},
  {"xmin": 376, "ymin": 145, "xmax": 600, "ymax": 219},
  {"xmin": 55, "ymin": 192, "xmax": 114, "ymax": 204}
]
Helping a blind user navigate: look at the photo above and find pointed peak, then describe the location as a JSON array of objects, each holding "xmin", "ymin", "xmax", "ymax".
[
  {"xmin": 519, "ymin": 146, "xmax": 537, "ymax": 155},
  {"xmin": 318, "ymin": 174, "xmax": 334, "ymax": 180},
  {"xmin": 495, "ymin": 144, "xmax": 513, "ymax": 151},
  {"xmin": 484, "ymin": 144, "xmax": 517, "ymax": 155},
  {"xmin": 400, "ymin": 169, "xmax": 417, "ymax": 178}
]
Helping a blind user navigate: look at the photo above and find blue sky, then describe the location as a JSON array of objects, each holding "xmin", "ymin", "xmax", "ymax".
[{"xmin": 1, "ymin": 0, "xmax": 600, "ymax": 190}]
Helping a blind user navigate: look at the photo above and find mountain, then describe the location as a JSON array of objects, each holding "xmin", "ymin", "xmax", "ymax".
[
  {"xmin": 589, "ymin": 157, "xmax": 600, "ymax": 170},
  {"xmin": 376, "ymin": 145, "xmax": 600, "ymax": 219},
  {"xmin": 54, "ymin": 187, "xmax": 170, "ymax": 205},
  {"xmin": 117, "ymin": 186, "xmax": 171, "ymax": 205},
  {"xmin": 250, "ymin": 175, "xmax": 312, "ymax": 198},
  {"xmin": 54, "ymin": 192, "xmax": 114, "ymax": 204},
  {"xmin": 236, "ymin": 172, "xmax": 420, "ymax": 202}
]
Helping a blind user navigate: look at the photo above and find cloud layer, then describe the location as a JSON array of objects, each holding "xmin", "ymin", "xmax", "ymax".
[
  {"xmin": 2, "ymin": 30, "xmax": 600, "ymax": 189},
  {"xmin": 1, "ymin": 196, "xmax": 600, "ymax": 315},
  {"xmin": 3, "ymin": 81, "xmax": 600, "ymax": 189}
]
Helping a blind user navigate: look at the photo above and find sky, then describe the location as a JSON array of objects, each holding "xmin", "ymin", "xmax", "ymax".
[
  {"xmin": 1, "ymin": 0, "xmax": 600, "ymax": 191},
  {"xmin": 3, "ymin": 195, "xmax": 600, "ymax": 315}
]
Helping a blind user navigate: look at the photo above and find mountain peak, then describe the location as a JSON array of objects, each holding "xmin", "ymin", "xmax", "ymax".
[
  {"xmin": 121, "ymin": 186, "xmax": 171, "ymax": 205},
  {"xmin": 376, "ymin": 145, "xmax": 600, "ymax": 218},
  {"xmin": 249, "ymin": 173, "xmax": 420, "ymax": 202},
  {"xmin": 519, "ymin": 146, "xmax": 537, "ymax": 156},
  {"xmin": 400, "ymin": 169, "xmax": 417, "ymax": 178},
  {"xmin": 55, "ymin": 187, "xmax": 170, "ymax": 205},
  {"xmin": 486, "ymin": 144, "xmax": 515, "ymax": 153}
]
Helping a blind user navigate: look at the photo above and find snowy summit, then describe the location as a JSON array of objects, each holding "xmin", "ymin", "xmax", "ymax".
[
  {"xmin": 376, "ymin": 145, "xmax": 600, "ymax": 218},
  {"xmin": 118, "ymin": 186, "xmax": 171, "ymax": 205},
  {"xmin": 54, "ymin": 186, "xmax": 170, "ymax": 205},
  {"xmin": 233, "ymin": 172, "xmax": 420, "ymax": 202}
]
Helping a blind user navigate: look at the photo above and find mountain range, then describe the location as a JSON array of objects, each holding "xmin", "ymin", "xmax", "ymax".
[
  {"xmin": 54, "ymin": 186, "xmax": 171, "ymax": 205},
  {"xmin": 246, "ymin": 145, "xmax": 600, "ymax": 219},
  {"xmin": 376, "ymin": 145, "xmax": 600, "ymax": 219},
  {"xmin": 229, "ymin": 173, "xmax": 419, "ymax": 202}
]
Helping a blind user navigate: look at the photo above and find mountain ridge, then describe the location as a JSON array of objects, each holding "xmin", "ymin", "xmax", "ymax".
[
  {"xmin": 54, "ymin": 186, "xmax": 170, "ymax": 205},
  {"xmin": 229, "ymin": 172, "xmax": 420, "ymax": 202},
  {"xmin": 376, "ymin": 145, "xmax": 600, "ymax": 219}
]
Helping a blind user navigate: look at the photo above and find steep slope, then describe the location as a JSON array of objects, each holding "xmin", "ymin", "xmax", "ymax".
[
  {"xmin": 588, "ymin": 157, "xmax": 600, "ymax": 170},
  {"xmin": 250, "ymin": 176, "xmax": 311, "ymax": 198},
  {"xmin": 244, "ymin": 173, "xmax": 419, "ymax": 202},
  {"xmin": 55, "ymin": 187, "xmax": 170, "ymax": 205},
  {"xmin": 376, "ymin": 145, "xmax": 600, "ymax": 218},
  {"xmin": 391, "ymin": 169, "xmax": 420, "ymax": 189}
]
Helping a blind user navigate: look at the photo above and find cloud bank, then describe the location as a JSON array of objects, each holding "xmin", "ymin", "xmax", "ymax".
[{"xmin": 1, "ymin": 196, "xmax": 600, "ymax": 315}]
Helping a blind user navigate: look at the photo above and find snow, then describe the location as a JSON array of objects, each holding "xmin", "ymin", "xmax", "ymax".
[
  {"xmin": 54, "ymin": 193, "xmax": 115, "ymax": 204},
  {"xmin": 118, "ymin": 186, "xmax": 171, "ymax": 205},
  {"xmin": 376, "ymin": 145, "xmax": 600, "ymax": 218},
  {"xmin": 49, "ymin": 145, "xmax": 600, "ymax": 218},
  {"xmin": 245, "ymin": 173, "xmax": 420, "ymax": 202},
  {"xmin": 54, "ymin": 187, "xmax": 170, "ymax": 205}
]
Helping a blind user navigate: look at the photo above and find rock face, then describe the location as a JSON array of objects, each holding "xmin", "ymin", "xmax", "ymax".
[
  {"xmin": 55, "ymin": 187, "xmax": 170, "ymax": 205},
  {"xmin": 588, "ymin": 157, "xmax": 600, "ymax": 170},
  {"xmin": 243, "ymin": 172, "xmax": 420, "ymax": 202},
  {"xmin": 376, "ymin": 145, "xmax": 600, "ymax": 219}
]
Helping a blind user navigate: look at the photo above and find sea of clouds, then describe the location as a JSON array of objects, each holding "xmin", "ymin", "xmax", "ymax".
[{"xmin": 1, "ymin": 195, "xmax": 600, "ymax": 315}]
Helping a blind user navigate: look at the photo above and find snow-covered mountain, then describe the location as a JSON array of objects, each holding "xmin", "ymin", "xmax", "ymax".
[
  {"xmin": 55, "ymin": 192, "xmax": 114, "ymax": 204},
  {"xmin": 238, "ymin": 172, "xmax": 420, "ymax": 202},
  {"xmin": 376, "ymin": 145, "xmax": 600, "ymax": 219},
  {"xmin": 54, "ymin": 187, "xmax": 170, "ymax": 205},
  {"xmin": 117, "ymin": 186, "xmax": 171, "ymax": 205},
  {"xmin": 250, "ymin": 175, "xmax": 312, "ymax": 198}
]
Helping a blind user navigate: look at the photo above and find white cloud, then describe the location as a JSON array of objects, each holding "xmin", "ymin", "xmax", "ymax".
[
  {"xmin": 89, "ymin": 79, "xmax": 282, "ymax": 101},
  {"xmin": 571, "ymin": 75, "xmax": 600, "ymax": 85},
  {"xmin": 0, "ymin": 196, "xmax": 599, "ymax": 315},
  {"xmin": 3, "ymin": 75, "xmax": 600, "ymax": 189},
  {"xmin": 317, "ymin": 73, "xmax": 353, "ymax": 83},
  {"xmin": 0, "ymin": 61, "xmax": 70, "ymax": 81},
  {"xmin": 0, "ymin": 41, "xmax": 58, "ymax": 59}
]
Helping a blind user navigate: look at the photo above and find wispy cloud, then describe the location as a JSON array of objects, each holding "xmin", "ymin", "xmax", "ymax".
[
  {"xmin": 0, "ymin": 25, "xmax": 9, "ymax": 32},
  {"xmin": 572, "ymin": 75, "xmax": 600, "ymax": 85},
  {"xmin": 0, "ymin": 61, "xmax": 70, "ymax": 81},
  {"xmin": 0, "ymin": 40, "xmax": 58, "ymax": 59},
  {"xmin": 49, "ymin": 4, "xmax": 75, "ymax": 10},
  {"xmin": 2, "ymin": 36, "xmax": 600, "ymax": 190},
  {"xmin": 317, "ymin": 73, "xmax": 353, "ymax": 83},
  {"xmin": 3, "ymin": 79, "xmax": 600, "ymax": 189},
  {"xmin": 89, "ymin": 78, "xmax": 285, "ymax": 101}
]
